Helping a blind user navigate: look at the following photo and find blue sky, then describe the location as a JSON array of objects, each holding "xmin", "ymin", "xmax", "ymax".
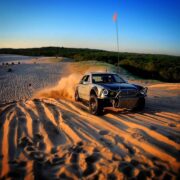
[{"xmin": 0, "ymin": 0, "xmax": 180, "ymax": 55}]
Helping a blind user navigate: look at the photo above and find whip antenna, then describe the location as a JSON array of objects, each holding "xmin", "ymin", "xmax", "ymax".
[{"xmin": 113, "ymin": 12, "xmax": 120, "ymax": 73}]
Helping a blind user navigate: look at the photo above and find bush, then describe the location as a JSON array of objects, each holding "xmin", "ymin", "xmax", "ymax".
[{"xmin": 120, "ymin": 58, "xmax": 180, "ymax": 82}]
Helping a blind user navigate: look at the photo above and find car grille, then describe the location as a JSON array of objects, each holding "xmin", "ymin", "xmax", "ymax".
[
  {"xmin": 119, "ymin": 89, "xmax": 137, "ymax": 97},
  {"xmin": 109, "ymin": 89, "xmax": 138, "ymax": 97}
]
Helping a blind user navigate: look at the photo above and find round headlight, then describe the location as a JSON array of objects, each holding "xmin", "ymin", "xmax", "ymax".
[
  {"xmin": 102, "ymin": 89, "xmax": 108, "ymax": 96},
  {"xmin": 140, "ymin": 90, "xmax": 145, "ymax": 95},
  {"xmin": 140, "ymin": 87, "xmax": 147, "ymax": 95}
]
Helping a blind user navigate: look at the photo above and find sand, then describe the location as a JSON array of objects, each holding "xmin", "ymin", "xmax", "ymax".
[{"xmin": 0, "ymin": 55, "xmax": 180, "ymax": 179}]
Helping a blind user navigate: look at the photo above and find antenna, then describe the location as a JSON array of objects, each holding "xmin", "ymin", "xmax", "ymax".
[{"xmin": 113, "ymin": 12, "xmax": 120, "ymax": 74}]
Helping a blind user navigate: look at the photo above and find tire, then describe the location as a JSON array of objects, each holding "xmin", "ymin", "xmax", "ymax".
[
  {"xmin": 134, "ymin": 97, "xmax": 145, "ymax": 111},
  {"xmin": 75, "ymin": 89, "xmax": 80, "ymax": 102},
  {"xmin": 89, "ymin": 95, "xmax": 104, "ymax": 115}
]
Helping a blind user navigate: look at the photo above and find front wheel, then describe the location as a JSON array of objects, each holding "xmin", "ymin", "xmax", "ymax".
[
  {"xmin": 133, "ymin": 97, "xmax": 145, "ymax": 111},
  {"xmin": 89, "ymin": 95, "xmax": 104, "ymax": 115}
]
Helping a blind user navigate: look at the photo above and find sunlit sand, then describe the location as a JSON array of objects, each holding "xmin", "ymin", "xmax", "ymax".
[{"xmin": 0, "ymin": 55, "xmax": 179, "ymax": 179}]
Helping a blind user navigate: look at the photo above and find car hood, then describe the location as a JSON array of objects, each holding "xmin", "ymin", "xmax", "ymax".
[{"xmin": 99, "ymin": 83, "xmax": 138, "ymax": 91}]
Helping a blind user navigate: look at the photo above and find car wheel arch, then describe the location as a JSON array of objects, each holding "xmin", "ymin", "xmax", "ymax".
[{"xmin": 90, "ymin": 87, "xmax": 98, "ymax": 97}]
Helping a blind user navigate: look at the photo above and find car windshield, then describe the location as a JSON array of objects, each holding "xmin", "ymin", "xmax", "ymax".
[{"xmin": 92, "ymin": 74, "xmax": 125, "ymax": 84}]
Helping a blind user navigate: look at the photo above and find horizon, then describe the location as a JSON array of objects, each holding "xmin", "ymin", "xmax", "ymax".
[
  {"xmin": 0, "ymin": 0, "xmax": 180, "ymax": 56},
  {"xmin": 0, "ymin": 46, "xmax": 180, "ymax": 57}
]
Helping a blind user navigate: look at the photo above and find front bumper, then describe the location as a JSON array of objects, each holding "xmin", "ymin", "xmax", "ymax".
[
  {"xmin": 101, "ymin": 97, "xmax": 139, "ymax": 109},
  {"xmin": 99, "ymin": 88, "xmax": 147, "ymax": 109},
  {"xmin": 112, "ymin": 97, "xmax": 139, "ymax": 109}
]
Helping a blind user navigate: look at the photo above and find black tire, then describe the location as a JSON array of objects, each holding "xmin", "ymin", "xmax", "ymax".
[
  {"xmin": 89, "ymin": 95, "xmax": 104, "ymax": 115},
  {"xmin": 134, "ymin": 97, "xmax": 145, "ymax": 111},
  {"xmin": 75, "ymin": 89, "xmax": 80, "ymax": 102}
]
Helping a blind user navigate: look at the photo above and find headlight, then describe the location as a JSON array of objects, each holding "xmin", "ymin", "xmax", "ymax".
[
  {"xmin": 140, "ymin": 87, "xmax": 148, "ymax": 95},
  {"xmin": 102, "ymin": 89, "xmax": 109, "ymax": 96}
]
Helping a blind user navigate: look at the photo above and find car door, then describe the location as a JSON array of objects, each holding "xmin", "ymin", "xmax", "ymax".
[
  {"xmin": 78, "ymin": 75, "xmax": 90, "ymax": 100},
  {"xmin": 83, "ymin": 75, "xmax": 91, "ymax": 100}
]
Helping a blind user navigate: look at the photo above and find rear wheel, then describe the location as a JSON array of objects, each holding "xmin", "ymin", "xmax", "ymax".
[
  {"xmin": 89, "ymin": 95, "xmax": 104, "ymax": 115},
  {"xmin": 134, "ymin": 97, "xmax": 145, "ymax": 111}
]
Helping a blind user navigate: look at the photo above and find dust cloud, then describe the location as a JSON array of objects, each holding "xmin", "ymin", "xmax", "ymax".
[
  {"xmin": 34, "ymin": 73, "xmax": 82, "ymax": 100},
  {"xmin": 33, "ymin": 66, "xmax": 108, "ymax": 101}
]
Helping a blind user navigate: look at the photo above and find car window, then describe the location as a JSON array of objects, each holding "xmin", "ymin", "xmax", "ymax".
[
  {"xmin": 92, "ymin": 74, "xmax": 125, "ymax": 83},
  {"xmin": 80, "ymin": 76, "xmax": 87, "ymax": 84},
  {"xmin": 80, "ymin": 75, "xmax": 90, "ymax": 84},
  {"xmin": 84, "ymin": 75, "xmax": 90, "ymax": 82},
  {"xmin": 114, "ymin": 74, "xmax": 125, "ymax": 83},
  {"xmin": 92, "ymin": 76, "xmax": 102, "ymax": 83}
]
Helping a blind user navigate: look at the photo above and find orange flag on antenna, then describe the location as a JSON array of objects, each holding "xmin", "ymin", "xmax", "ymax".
[{"xmin": 113, "ymin": 12, "xmax": 118, "ymax": 22}]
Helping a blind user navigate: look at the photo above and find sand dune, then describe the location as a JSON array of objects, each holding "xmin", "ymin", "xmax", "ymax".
[
  {"xmin": 0, "ymin": 95, "xmax": 179, "ymax": 179},
  {"xmin": 0, "ymin": 56, "xmax": 180, "ymax": 179},
  {"xmin": 0, "ymin": 60, "xmax": 70, "ymax": 103}
]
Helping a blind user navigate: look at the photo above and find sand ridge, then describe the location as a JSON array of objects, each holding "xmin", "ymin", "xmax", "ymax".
[{"xmin": 0, "ymin": 96, "xmax": 179, "ymax": 179}]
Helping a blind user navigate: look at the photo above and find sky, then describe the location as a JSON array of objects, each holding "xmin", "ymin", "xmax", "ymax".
[{"xmin": 0, "ymin": 0, "xmax": 180, "ymax": 55}]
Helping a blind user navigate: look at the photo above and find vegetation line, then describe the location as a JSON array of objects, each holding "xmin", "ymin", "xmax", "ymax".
[{"xmin": 0, "ymin": 47, "xmax": 179, "ymax": 82}]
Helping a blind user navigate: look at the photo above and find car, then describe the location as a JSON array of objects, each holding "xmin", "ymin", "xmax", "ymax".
[{"xmin": 75, "ymin": 72, "xmax": 147, "ymax": 115}]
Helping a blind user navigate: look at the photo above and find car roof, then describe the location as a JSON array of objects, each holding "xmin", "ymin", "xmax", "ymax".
[{"xmin": 85, "ymin": 72, "xmax": 117, "ymax": 76}]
